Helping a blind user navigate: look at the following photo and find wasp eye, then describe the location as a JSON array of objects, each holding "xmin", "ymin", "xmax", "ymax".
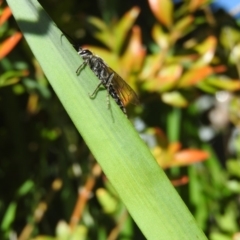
[{"xmin": 80, "ymin": 49, "xmax": 91, "ymax": 55}]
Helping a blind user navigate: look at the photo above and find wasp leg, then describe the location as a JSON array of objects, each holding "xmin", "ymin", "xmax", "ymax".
[
  {"xmin": 89, "ymin": 81, "xmax": 103, "ymax": 99},
  {"xmin": 105, "ymin": 73, "xmax": 115, "ymax": 110},
  {"xmin": 76, "ymin": 61, "xmax": 88, "ymax": 75},
  {"xmin": 106, "ymin": 90, "xmax": 111, "ymax": 110}
]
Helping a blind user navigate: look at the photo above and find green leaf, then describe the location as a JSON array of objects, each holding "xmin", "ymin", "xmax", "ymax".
[
  {"xmin": 114, "ymin": 7, "xmax": 140, "ymax": 53},
  {"xmin": 206, "ymin": 77, "xmax": 240, "ymax": 91},
  {"xmin": 0, "ymin": 69, "xmax": 27, "ymax": 87},
  {"xmin": 6, "ymin": 0, "xmax": 207, "ymax": 239},
  {"xmin": 17, "ymin": 180, "xmax": 35, "ymax": 196},
  {"xmin": 1, "ymin": 202, "xmax": 17, "ymax": 231},
  {"xmin": 162, "ymin": 91, "xmax": 188, "ymax": 107},
  {"xmin": 87, "ymin": 7, "xmax": 140, "ymax": 53}
]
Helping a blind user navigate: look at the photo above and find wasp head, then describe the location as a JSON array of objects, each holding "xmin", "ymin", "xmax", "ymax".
[{"xmin": 78, "ymin": 47, "xmax": 93, "ymax": 59}]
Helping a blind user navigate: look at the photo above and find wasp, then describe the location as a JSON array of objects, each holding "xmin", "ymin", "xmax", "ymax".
[{"xmin": 76, "ymin": 47, "xmax": 139, "ymax": 116}]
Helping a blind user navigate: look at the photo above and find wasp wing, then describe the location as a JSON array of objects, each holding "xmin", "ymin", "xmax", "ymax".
[{"xmin": 108, "ymin": 68, "xmax": 139, "ymax": 106}]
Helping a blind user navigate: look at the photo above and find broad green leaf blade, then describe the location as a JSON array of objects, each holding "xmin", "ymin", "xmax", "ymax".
[{"xmin": 6, "ymin": 0, "xmax": 207, "ymax": 239}]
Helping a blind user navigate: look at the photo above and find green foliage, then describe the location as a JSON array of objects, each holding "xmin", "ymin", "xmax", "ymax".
[{"xmin": 1, "ymin": 0, "xmax": 240, "ymax": 239}]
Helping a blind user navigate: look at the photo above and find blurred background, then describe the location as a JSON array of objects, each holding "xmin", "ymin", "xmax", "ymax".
[{"xmin": 1, "ymin": 0, "xmax": 240, "ymax": 239}]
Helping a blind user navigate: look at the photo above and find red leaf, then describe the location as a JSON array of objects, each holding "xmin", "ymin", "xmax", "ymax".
[
  {"xmin": 171, "ymin": 176, "xmax": 189, "ymax": 186},
  {"xmin": 188, "ymin": 0, "xmax": 208, "ymax": 12},
  {"xmin": 121, "ymin": 25, "xmax": 146, "ymax": 76},
  {"xmin": 168, "ymin": 142, "xmax": 181, "ymax": 154},
  {"xmin": 0, "ymin": 6, "xmax": 12, "ymax": 26},
  {"xmin": 177, "ymin": 66, "xmax": 214, "ymax": 87},
  {"xmin": 174, "ymin": 149, "xmax": 209, "ymax": 166},
  {"xmin": 148, "ymin": 0, "xmax": 173, "ymax": 27},
  {"xmin": 0, "ymin": 32, "xmax": 22, "ymax": 59}
]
